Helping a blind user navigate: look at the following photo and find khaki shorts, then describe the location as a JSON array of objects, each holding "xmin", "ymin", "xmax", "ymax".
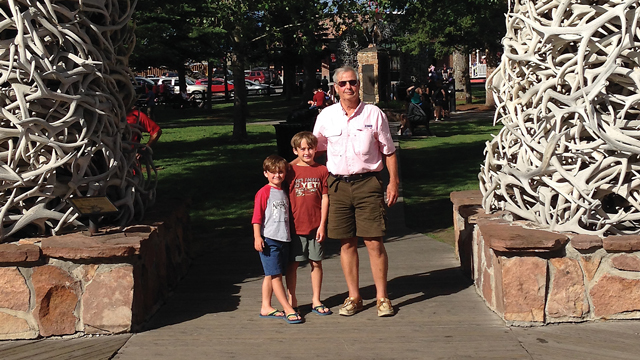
[
  {"xmin": 327, "ymin": 174, "xmax": 386, "ymax": 239},
  {"xmin": 290, "ymin": 229, "xmax": 324, "ymax": 262}
]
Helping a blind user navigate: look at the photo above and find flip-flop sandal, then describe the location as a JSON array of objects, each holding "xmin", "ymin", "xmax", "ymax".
[
  {"xmin": 284, "ymin": 313, "xmax": 303, "ymax": 324},
  {"xmin": 259, "ymin": 309, "xmax": 285, "ymax": 319},
  {"xmin": 312, "ymin": 304, "xmax": 333, "ymax": 316}
]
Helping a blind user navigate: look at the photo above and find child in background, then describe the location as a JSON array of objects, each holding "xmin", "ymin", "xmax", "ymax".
[
  {"xmin": 285, "ymin": 132, "xmax": 332, "ymax": 315},
  {"xmin": 252, "ymin": 155, "xmax": 303, "ymax": 324}
]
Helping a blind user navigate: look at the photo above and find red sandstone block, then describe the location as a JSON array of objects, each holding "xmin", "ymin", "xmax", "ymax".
[
  {"xmin": 32, "ymin": 266, "xmax": 80, "ymax": 337},
  {"xmin": 501, "ymin": 257, "xmax": 547, "ymax": 322},
  {"xmin": 83, "ymin": 265, "xmax": 134, "ymax": 334},
  {"xmin": 580, "ymin": 255, "xmax": 601, "ymax": 282},
  {"xmin": 450, "ymin": 190, "xmax": 483, "ymax": 208},
  {"xmin": 547, "ymin": 258, "xmax": 587, "ymax": 318},
  {"xmin": 478, "ymin": 222, "xmax": 569, "ymax": 252},
  {"xmin": 41, "ymin": 232, "xmax": 146, "ymax": 259},
  {"xmin": 570, "ymin": 235, "xmax": 603, "ymax": 251},
  {"xmin": 611, "ymin": 254, "xmax": 640, "ymax": 272},
  {"xmin": 590, "ymin": 274, "xmax": 640, "ymax": 317},
  {"xmin": 0, "ymin": 267, "xmax": 30, "ymax": 311},
  {"xmin": 603, "ymin": 235, "xmax": 640, "ymax": 252},
  {"xmin": 0, "ymin": 243, "xmax": 41, "ymax": 263}
]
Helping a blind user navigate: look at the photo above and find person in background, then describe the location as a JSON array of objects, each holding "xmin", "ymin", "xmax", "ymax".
[{"xmin": 126, "ymin": 106, "xmax": 162, "ymax": 149}]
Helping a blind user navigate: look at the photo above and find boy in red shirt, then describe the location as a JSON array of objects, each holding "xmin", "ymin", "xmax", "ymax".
[{"xmin": 285, "ymin": 132, "xmax": 332, "ymax": 315}]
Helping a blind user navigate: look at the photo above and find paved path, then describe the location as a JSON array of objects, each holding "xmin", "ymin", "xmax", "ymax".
[{"xmin": 109, "ymin": 196, "xmax": 640, "ymax": 359}]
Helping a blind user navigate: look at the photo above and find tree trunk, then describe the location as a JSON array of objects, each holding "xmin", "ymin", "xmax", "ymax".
[
  {"xmin": 453, "ymin": 50, "xmax": 472, "ymax": 104},
  {"xmin": 207, "ymin": 61, "xmax": 213, "ymax": 110},
  {"xmin": 485, "ymin": 66, "xmax": 496, "ymax": 108},
  {"xmin": 303, "ymin": 55, "xmax": 317, "ymax": 103},
  {"xmin": 283, "ymin": 52, "xmax": 296, "ymax": 101},
  {"xmin": 230, "ymin": 51, "xmax": 247, "ymax": 141},
  {"xmin": 178, "ymin": 66, "xmax": 187, "ymax": 96},
  {"xmin": 484, "ymin": 51, "xmax": 500, "ymax": 108}
]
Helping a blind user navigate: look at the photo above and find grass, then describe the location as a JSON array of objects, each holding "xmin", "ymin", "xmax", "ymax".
[
  {"xmin": 399, "ymin": 118, "xmax": 500, "ymax": 246},
  {"xmin": 150, "ymin": 95, "xmax": 500, "ymax": 247},
  {"xmin": 151, "ymin": 95, "xmax": 306, "ymax": 127}
]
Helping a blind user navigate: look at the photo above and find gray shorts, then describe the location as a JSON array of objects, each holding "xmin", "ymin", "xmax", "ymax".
[{"xmin": 290, "ymin": 229, "xmax": 324, "ymax": 262}]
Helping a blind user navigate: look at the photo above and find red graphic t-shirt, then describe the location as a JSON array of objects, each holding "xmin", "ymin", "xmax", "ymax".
[{"xmin": 286, "ymin": 163, "xmax": 329, "ymax": 235}]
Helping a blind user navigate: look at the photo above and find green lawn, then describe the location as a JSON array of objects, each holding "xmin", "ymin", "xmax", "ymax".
[
  {"xmin": 399, "ymin": 119, "xmax": 499, "ymax": 245},
  {"xmin": 150, "ymin": 96, "xmax": 500, "ymax": 246}
]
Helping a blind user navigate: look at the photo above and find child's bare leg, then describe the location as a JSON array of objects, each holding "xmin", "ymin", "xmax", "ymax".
[
  {"xmin": 260, "ymin": 276, "xmax": 280, "ymax": 315},
  {"xmin": 310, "ymin": 260, "xmax": 328, "ymax": 312},
  {"xmin": 272, "ymin": 274, "xmax": 300, "ymax": 319},
  {"xmin": 285, "ymin": 261, "xmax": 299, "ymax": 308}
]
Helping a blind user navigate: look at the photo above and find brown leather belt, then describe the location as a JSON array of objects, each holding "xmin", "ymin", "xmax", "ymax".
[{"xmin": 330, "ymin": 172, "xmax": 379, "ymax": 183}]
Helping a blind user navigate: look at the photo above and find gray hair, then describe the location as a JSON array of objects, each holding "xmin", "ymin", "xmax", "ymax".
[{"xmin": 333, "ymin": 66, "xmax": 359, "ymax": 82}]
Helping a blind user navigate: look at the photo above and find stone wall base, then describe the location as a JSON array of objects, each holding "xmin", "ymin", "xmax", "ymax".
[
  {"xmin": 0, "ymin": 199, "xmax": 191, "ymax": 339},
  {"xmin": 452, "ymin": 190, "xmax": 640, "ymax": 326}
]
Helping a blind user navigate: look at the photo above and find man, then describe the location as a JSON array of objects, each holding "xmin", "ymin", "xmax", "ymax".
[{"xmin": 313, "ymin": 66, "xmax": 399, "ymax": 317}]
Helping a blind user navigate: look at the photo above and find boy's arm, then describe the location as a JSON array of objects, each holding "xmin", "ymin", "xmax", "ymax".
[
  {"xmin": 317, "ymin": 193, "xmax": 329, "ymax": 243},
  {"xmin": 253, "ymin": 223, "xmax": 264, "ymax": 252}
]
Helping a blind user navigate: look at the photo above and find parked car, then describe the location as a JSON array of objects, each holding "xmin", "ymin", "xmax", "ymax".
[
  {"xmin": 245, "ymin": 80, "xmax": 274, "ymax": 95},
  {"xmin": 194, "ymin": 78, "xmax": 234, "ymax": 93},
  {"xmin": 134, "ymin": 76, "xmax": 155, "ymax": 94},
  {"xmin": 245, "ymin": 70, "xmax": 272, "ymax": 84}
]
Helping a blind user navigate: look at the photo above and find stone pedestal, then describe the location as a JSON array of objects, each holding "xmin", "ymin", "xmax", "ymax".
[
  {"xmin": 452, "ymin": 190, "xmax": 640, "ymax": 325},
  {"xmin": 0, "ymin": 199, "xmax": 191, "ymax": 339},
  {"xmin": 357, "ymin": 45, "xmax": 390, "ymax": 104}
]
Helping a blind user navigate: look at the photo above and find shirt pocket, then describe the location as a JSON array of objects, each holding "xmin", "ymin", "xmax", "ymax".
[
  {"xmin": 352, "ymin": 126, "xmax": 376, "ymax": 158},
  {"xmin": 324, "ymin": 128, "xmax": 343, "ymax": 157}
]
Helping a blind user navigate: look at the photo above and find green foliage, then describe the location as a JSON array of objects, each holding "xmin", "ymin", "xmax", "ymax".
[{"xmin": 379, "ymin": 0, "xmax": 507, "ymax": 56}]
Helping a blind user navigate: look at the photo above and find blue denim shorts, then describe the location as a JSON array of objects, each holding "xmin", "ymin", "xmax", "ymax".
[{"xmin": 259, "ymin": 237, "xmax": 289, "ymax": 276}]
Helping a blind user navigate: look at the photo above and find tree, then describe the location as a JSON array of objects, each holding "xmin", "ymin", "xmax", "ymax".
[{"xmin": 379, "ymin": 0, "xmax": 507, "ymax": 103}]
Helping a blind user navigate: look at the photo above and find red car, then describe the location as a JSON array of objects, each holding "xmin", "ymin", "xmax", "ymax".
[
  {"xmin": 245, "ymin": 70, "xmax": 273, "ymax": 84},
  {"xmin": 194, "ymin": 78, "xmax": 234, "ymax": 93}
]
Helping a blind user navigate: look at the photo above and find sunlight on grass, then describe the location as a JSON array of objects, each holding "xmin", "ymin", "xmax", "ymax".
[
  {"xmin": 149, "ymin": 96, "xmax": 502, "ymax": 245},
  {"xmin": 153, "ymin": 123, "xmax": 277, "ymax": 239},
  {"xmin": 400, "ymin": 118, "xmax": 501, "ymax": 241}
]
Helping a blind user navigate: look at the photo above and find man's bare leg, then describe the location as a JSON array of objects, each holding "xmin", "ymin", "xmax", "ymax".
[
  {"xmin": 364, "ymin": 237, "xmax": 389, "ymax": 299},
  {"xmin": 340, "ymin": 237, "xmax": 360, "ymax": 298}
]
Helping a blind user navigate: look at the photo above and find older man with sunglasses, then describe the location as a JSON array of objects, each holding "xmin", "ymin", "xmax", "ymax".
[{"xmin": 312, "ymin": 66, "xmax": 399, "ymax": 317}]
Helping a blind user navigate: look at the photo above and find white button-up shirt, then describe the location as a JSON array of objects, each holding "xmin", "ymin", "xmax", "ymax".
[{"xmin": 313, "ymin": 101, "xmax": 396, "ymax": 176}]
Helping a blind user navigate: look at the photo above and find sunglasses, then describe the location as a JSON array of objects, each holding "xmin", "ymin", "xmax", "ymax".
[{"xmin": 337, "ymin": 80, "xmax": 358, "ymax": 87}]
